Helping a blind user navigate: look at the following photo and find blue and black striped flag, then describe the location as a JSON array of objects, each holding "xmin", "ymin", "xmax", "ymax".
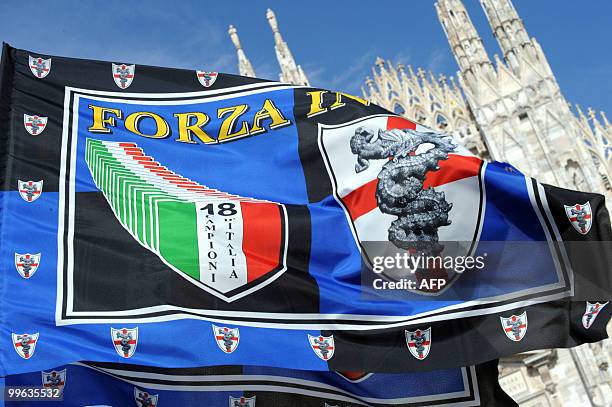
[{"xmin": 0, "ymin": 44, "xmax": 611, "ymax": 406}]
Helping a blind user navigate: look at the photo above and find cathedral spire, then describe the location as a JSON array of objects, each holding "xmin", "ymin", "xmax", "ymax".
[
  {"xmin": 228, "ymin": 25, "xmax": 256, "ymax": 78},
  {"xmin": 479, "ymin": 0, "xmax": 538, "ymax": 72},
  {"xmin": 435, "ymin": 0, "xmax": 495, "ymax": 90},
  {"xmin": 266, "ymin": 8, "xmax": 310, "ymax": 86}
]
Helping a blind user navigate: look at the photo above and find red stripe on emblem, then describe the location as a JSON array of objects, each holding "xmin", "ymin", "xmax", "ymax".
[
  {"xmin": 422, "ymin": 155, "xmax": 482, "ymax": 188},
  {"xmin": 113, "ymin": 339, "xmax": 136, "ymax": 345},
  {"xmin": 240, "ymin": 202, "xmax": 282, "ymax": 283},
  {"xmin": 386, "ymin": 116, "xmax": 417, "ymax": 131},
  {"xmin": 505, "ymin": 324, "xmax": 526, "ymax": 332},
  {"xmin": 340, "ymin": 116, "xmax": 481, "ymax": 221},
  {"xmin": 408, "ymin": 340, "xmax": 430, "ymax": 347},
  {"xmin": 342, "ymin": 155, "xmax": 481, "ymax": 221},
  {"xmin": 569, "ymin": 214, "xmax": 591, "ymax": 221},
  {"xmin": 132, "ymin": 156, "xmax": 152, "ymax": 162},
  {"xmin": 343, "ymin": 180, "xmax": 378, "ymax": 221}
]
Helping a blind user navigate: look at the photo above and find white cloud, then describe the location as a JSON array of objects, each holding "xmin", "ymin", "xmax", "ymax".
[
  {"xmin": 426, "ymin": 47, "xmax": 449, "ymax": 73},
  {"xmin": 324, "ymin": 50, "xmax": 377, "ymax": 94}
]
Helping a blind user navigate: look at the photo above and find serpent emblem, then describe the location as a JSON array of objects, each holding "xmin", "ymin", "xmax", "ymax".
[{"xmin": 350, "ymin": 126, "xmax": 457, "ymax": 255}]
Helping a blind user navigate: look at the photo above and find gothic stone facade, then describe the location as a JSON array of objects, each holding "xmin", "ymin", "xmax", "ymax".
[{"xmin": 364, "ymin": 0, "xmax": 611, "ymax": 198}]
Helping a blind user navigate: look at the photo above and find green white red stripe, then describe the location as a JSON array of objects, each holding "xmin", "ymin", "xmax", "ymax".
[{"xmin": 85, "ymin": 138, "xmax": 286, "ymax": 299}]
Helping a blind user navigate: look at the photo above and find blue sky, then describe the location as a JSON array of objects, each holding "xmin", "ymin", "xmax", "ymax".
[{"xmin": 0, "ymin": 1, "xmax": 610, "ymax": 114}]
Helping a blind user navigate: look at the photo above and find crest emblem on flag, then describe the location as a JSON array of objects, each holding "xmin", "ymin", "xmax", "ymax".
[
  {"xmin": 405, "ymin": 327, "xmax": 432, "ymax": 360},
  {"xmin": 112, "ymin": 63, "xmax": 135, "ymax": 89},
  {"xmin": 229, "ymin": 395, "xmax": 256, "ymax": 406},
  {"xmin": 317, "ymin": 116, "xmax": 484, "ymax": 294},
  {"xmin": 564, "ymin": 202, "xmax": 593, "ymax": 235},
  {"xmin": 85, "ymin": 139, "xmax": 288, "ymax": 302},
  {"xmin": 18, "ymin": 180, "xmax": 43, "ymax": 202},
  {"xmin": 15, "ymin": 253, "xmax": 41, "ymax": 279},
  {"xmin": 583, "ymin": 302, "xmax": 609, "ymax": 329},
  {"xmin": 134, "ymin": 387, "xmax": 158, "ymax": 407},
  {"xmin": 111, "ymin": 327, "xmax": 138, "ymax": 358},
  {"xmin": 28, "ymin": 55, "xmax": 51, "ymax": 78},
  {"xmin": 196, "ymin": 71, "xmax": 218, "ymax": 88},
  {"xmin": 212, "ymin": 325, "xmax": 240, "ymax": 354},
  {"xmin": 42, "ymin": 369, "xmax": 66, "ymax": 393},
  {"xmin": 12, "ymin": 332, "xmax": 39, "ymax": 359},
  {"xmin": 23, "ymin": 114, "xmax": 48, "ymax": 135},
  {"xmin": 308, "ymin": 334, "xmax": 335, "ymax": 361},
  {"xmin": 500, "ymin": 312, "xmax": 528, "ymax": 341}
]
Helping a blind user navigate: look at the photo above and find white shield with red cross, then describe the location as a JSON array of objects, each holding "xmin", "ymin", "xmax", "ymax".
[
  {"xmin": 229, "ymin": 396, "xmax": 256, "ymax": 407},
  {"xmin": 18, "ymin": 180, "xmax": 43, "ymax": 202},
  {"xmin": 308, "ymin": 334, "xmax": 335, "ymax": 361},
  {"xmin": 212, "ymin": 325, "xmax": 240, "ymax": 354},
  {"xmin": 12, "ymin": 332, "xmax": 39, "ymax": 359},
  {"xmin": 28, "ymin": 55, "xmax": 51, "ymax": 78},
  {"xmin": 564, "ymin": 202, "xmax": 593, "ymax": 235},
  {"xmin": 500, "ymin": 312, "xmax": 528, "ymax": 342},
  {"xmin": 23, "ymin": 114, "xmax": 48, "ymax": 136},
  {"xmin": 112, "ymin": 63, "xmax": 135, "ymax": 89},
  {"xmin": 317, "ymin": 115, "xmax": 485, "ymax": 294},
  {"xmin": 111, "ymin": 327, "xmax": 138, "ymax": 358},
  {"xmin": 134, "ymin": 387, "xmax": 158, "ymax": 407},
  {"xmin": 583, "ymin": 302, "xmax": 608, "ymax": 329},
  {"xmin": 15, "ymin": 252, "xmax": 41, "ymax": 279},
  {"xmin": 196, "ymin": 71, "xmax": 218, "ymax": 88},
  {"xmin": 42, "ymin": 369, "xmax": 67, "ymax": 394},
  {"xmin": 405, "ymin": 327, "xmax": 432, "ymax": 360}
]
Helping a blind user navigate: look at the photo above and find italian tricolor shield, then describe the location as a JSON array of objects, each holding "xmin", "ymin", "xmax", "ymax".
[{"xmin": 85, "ymin": 139, "xmax": 287, "ymax": 302}]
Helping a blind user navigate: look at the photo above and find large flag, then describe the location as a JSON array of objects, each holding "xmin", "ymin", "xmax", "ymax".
[{"xmin": 0, "ymin": 43, "xmax": 611, "ymax": 383}]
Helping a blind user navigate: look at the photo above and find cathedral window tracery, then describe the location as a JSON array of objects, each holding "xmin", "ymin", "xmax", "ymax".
[
  {"xmin": 393, "ymin": 102, "xmax": 406, "ymax": 116},
  {"xmin": 436, "ymin": 113, "xmax": 449, "ymax": 129},
  {"xmin": 414, "ymin": 107, "xmax": 428, "ymax": 124}
]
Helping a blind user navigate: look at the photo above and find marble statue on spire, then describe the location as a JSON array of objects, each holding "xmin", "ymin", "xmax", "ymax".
[
  {"xmin": 266, "ymin": 8, "xmax": 310, "ymax": 86},
  {"xmin": 228, "ymin": 24, "xmax": 256, "ymax": 78}
]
